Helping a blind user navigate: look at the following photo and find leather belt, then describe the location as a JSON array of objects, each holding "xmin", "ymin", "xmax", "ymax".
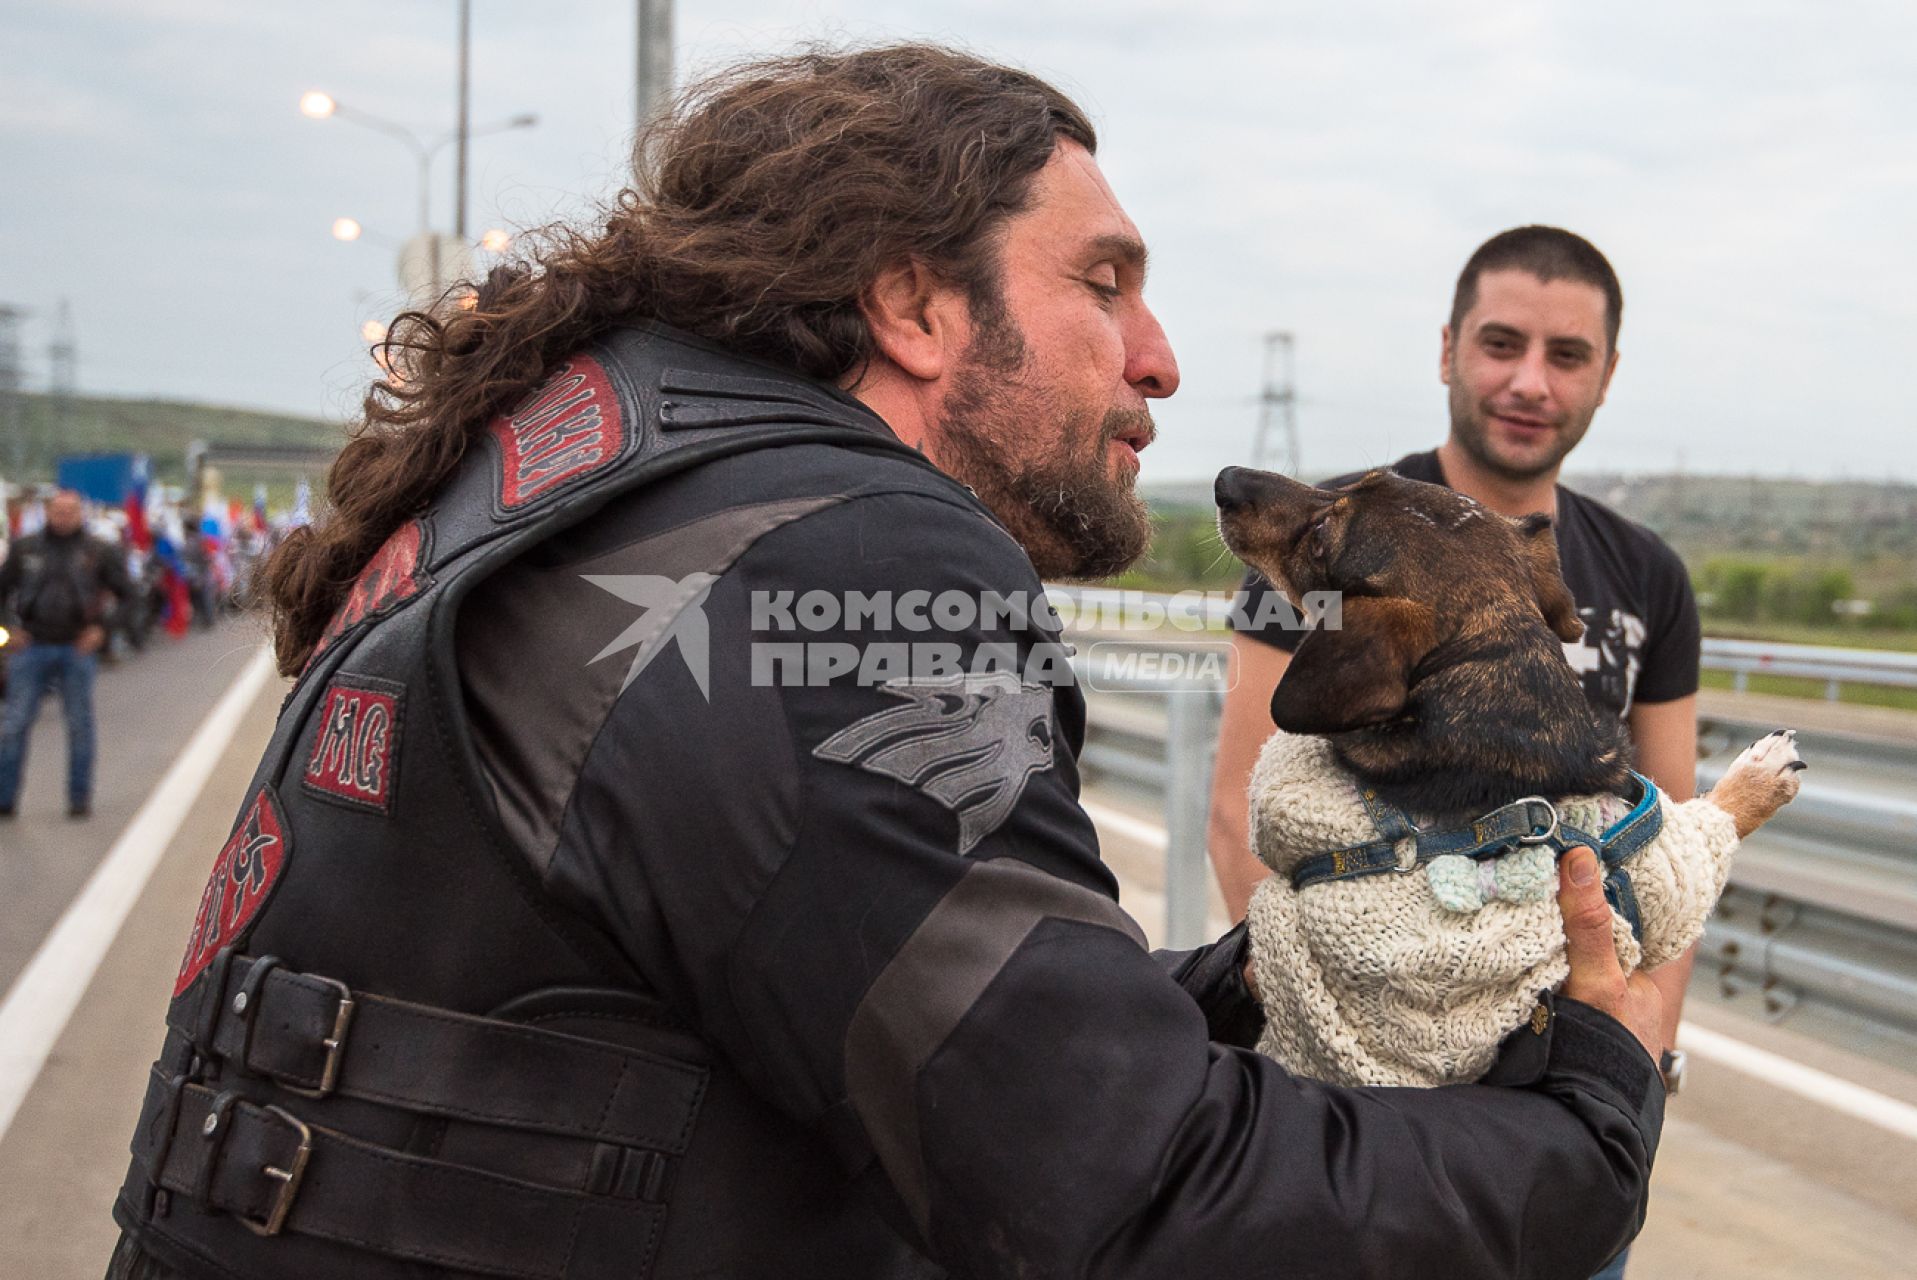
[
  {"xmin": 129, "ymin": 1069, "xmax": 663, "ymax": 1279},
  {"xmin": 170, "ymin": 954, "xmax": 706, "ymax": 1152}
]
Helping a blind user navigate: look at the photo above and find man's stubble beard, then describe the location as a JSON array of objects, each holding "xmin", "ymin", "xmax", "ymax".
[
  {"xmin": 932, "ymin": 311, "xmax": 1155, "ymax": 581},
  {"xmin": 1446, "ymin": 361, "xmax": 1596, "ymax": 484}
]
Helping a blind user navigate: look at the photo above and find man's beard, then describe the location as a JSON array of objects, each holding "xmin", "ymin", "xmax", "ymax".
[
  {"xmin": 931, "ymin": 314, "xmax": 1155, "ymax": 581},
  {"xmin": 1446, "ymin": 373, "xmax": 1593, "ymax": 483}
]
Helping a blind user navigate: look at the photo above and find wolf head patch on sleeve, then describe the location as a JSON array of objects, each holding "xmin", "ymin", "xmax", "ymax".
[{"xmin": 814, "ymin": 673, "xmax": 1055, "ymax": 854}]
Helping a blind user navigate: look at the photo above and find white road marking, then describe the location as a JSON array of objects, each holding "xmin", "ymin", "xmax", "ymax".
[
  {"xmin": 0, "ymin": 646, "xmax": 276, "ymax": 1143},
  {"xmin": 1080, "ymin": 797, "xmax": 1917, "ymax": 1142},
  {"xmin": 1678, "ymin": 1021, "xmax": 1917, "ymax": 1142}
]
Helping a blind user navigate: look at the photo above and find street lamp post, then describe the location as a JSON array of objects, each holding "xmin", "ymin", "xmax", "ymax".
[
  {"xmin": 299, "ymin": 91, "xmax": 535, "ymax": 298},
  {"xmin": 456, "ymin": 0, "xmax": 471, "ymax": 240},
  {"xmin": 299, "ymin": 91, "xmax": 534, "ymax": 237}
]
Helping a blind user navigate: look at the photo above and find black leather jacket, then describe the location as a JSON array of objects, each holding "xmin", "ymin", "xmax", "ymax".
[
  {"xmin": 114, "ymin": 325, "xmax": 1661, "ymax": 1280},
  {"xmin": 0, "ymin": 527, "xmax": 132, "ymax": 644}
]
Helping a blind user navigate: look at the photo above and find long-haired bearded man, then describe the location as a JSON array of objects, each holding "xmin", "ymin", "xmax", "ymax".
[{"xmin": 110, "ymin": 44, "xmax": 1664, "ymax": 1280}]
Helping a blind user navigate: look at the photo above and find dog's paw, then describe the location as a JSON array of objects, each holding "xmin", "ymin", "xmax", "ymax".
[
  {"xmin": 1740, "ymin": 728, "xmax": 1806, "ymax": 780},
  {"xmin": 1709, "ymin": 729, "xmax": 1805, "ymax": 837}
]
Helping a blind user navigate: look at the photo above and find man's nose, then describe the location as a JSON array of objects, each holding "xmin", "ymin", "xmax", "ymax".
[
  {"xmin": 1126, "ymin": 305, "xmax": 1180, "ymax": 399},
  {"xmin": 1508, "ymin": 348, "xmax": 1550, "ymax": 401}
]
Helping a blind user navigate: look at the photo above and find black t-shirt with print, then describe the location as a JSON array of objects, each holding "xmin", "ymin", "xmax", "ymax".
[{"xmin": 1232, "ymin": 450, "xmax": 1701, "ymax": 719}]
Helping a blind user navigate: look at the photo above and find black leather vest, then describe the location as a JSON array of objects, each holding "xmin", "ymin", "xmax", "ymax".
[{"xmin": 115, "ymin": 325, "xmax": 941, "ymax": 1279}]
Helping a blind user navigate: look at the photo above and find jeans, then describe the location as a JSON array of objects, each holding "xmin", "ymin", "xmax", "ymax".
[
  {"xmin": 0, "ymin": 643, "xmax": 98, "ymax": 808},
  {"xmin": 1590, "ymin": 1245, "xmax": 1631, "ymax": 1279}
]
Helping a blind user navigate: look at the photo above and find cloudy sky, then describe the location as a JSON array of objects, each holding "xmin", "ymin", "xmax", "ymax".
[{"xmin": 5, "ymin": 0, "xmax": 1915, "ymax": 483}]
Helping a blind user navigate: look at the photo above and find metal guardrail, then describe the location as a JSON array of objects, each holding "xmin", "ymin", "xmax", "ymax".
[
  {"xmin": 1047, "ymin": 586, "xmax": 1917, "ymax": 700},
  {"xmin": 1068, "ymin": 643, "xmax": 1917, "ymax": 1043},
  {"xmin": 1704, "ymin": 887, "xmax": 1917, "ymax": 1030}
]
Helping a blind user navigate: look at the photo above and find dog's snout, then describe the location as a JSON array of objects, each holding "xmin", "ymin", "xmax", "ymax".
[
  {"xmin": 1216, "ymin": 465, "xmax": 1319, "ymax": 516},
  {"xmin": 1215, "ymin": 466, "xmax": 1266, "ymax": 513}
]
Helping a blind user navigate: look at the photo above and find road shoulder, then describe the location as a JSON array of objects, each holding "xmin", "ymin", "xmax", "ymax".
[{"xmin": 0, "ymin": 666, "xmax": 284, "ymax": 1277}]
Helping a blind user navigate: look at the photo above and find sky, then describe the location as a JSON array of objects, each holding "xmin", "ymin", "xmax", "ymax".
[{"xmin": 4, "ymin": 0, "xmax": 1915, "ymax": 483}]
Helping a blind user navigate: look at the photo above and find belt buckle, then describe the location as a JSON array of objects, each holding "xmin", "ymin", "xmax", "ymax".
[
  {"xmin": 280, "ymin": 976, "xmax": 356, "ymax": 1100},
  {"xmin": 239, "ymin": 1105, "xmax": 313, "ymax": 1237}
]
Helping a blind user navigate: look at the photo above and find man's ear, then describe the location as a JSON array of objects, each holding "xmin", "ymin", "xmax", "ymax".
[
  {"xmin": 1516, "ymin": 513, "xmax": 1583, "ymax": 642},
  {"xmin": 858, "ymin": 258, "xmax": 963, "ymax": 382},
  {"xmin": 1268, "ymin": 597, "xmax": 1438, "ymax": 736}
]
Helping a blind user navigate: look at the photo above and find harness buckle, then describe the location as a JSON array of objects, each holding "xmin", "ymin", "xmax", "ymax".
[
  {"xmin": 1512, "ymin": 797, "xmax": 1560, "ymax": 847},
  {"xmin": 238, "ymin": 1105, "xmax": 314, "ymax": 1237},
  {"xmin": 280, "ymin": 976, "xmax": 356, "ymax": 1100}
]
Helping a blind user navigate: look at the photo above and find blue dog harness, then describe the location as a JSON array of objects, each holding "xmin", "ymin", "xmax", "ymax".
[{"xmin": 1288, "ymin": 772, "xmax": 1662, "ymax": 940}]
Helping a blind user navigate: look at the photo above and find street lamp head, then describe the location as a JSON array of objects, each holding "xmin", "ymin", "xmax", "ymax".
[
  {"xmin": 331, "ymin": 217, "xmax": 363, "ymax": 242},
  {"xmin": 300, "ymin": 90, "xmax": 338, "ymax": 120},
  {"xmin": 479, "ymin": 228, "xmax": 512, "ymax": 253},
  {"xmin": 361, "ymin": 320, "xmax": 388, "ymax": 343},
  {"xmin": 508, "ymin": 113, "xmax": 538, "ymax": 129}
]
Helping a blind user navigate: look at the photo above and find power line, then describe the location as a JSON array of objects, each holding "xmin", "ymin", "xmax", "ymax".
[
  {"xmin": 0, "ymin": 304, "xmax": 25, "ymax": 478},
  {"xmin": 48, "ymin": 299, "xmax": 76, "ymax": 432},
  {"xmin": 1251, "ymin": 330, "xmax": 1299, "ymax": 476}
]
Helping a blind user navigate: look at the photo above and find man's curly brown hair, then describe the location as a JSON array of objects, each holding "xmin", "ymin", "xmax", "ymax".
[{"xmin": 262, "ymin": 43, "xmax": 1095, "ymax": 673}]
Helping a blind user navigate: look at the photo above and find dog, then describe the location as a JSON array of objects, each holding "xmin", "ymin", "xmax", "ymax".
[{"xmin": 1214, "ymin": 465, "xmax": 1803, "ymax": 1087}]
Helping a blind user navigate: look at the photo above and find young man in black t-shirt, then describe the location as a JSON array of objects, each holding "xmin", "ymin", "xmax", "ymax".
[{"xmin": 1209, "ymin": 229, "xmax": 1702, "ymax": 1147}]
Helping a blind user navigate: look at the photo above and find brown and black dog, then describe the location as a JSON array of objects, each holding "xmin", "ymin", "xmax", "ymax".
[
  {"xmin": 1215, "ymin": 464, "xmax": 1800, "ymax": 835},
  {"xmin": 1214, "ymin": 463, "xmax": 1803, "ymax": 1087}
]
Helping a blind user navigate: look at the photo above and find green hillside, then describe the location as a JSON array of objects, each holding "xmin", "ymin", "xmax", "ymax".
[{"xmin": 4, "ymin": 391, "xmax": 345, "ymax": 485}]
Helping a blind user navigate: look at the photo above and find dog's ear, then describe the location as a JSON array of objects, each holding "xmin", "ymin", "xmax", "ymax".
[
  {"xmin": 1269, "ymin": 597, "xmax": 1438, "ymax": 735},
  {"xmin": 1516, "ymin": 513, "xmax": 1583, "ymax": 642}
]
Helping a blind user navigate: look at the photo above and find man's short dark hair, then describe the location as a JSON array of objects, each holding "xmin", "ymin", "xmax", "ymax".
[{"xmin": 1450, "ymin": 226, "xmax": 1622, "ymax": 352}]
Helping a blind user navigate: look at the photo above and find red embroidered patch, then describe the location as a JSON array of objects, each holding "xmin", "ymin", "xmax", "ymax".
[
  {"xmin": 301, "ymin": 675, "xmax": 404, "ymax": 815},
  {"xmin": 490, "ymin": 355, "xmax": 625, "ymax": 510},
  {"xmin": 312, "ymin": 519, "xmax": 431, "ymax": 661},
  {"xmin": 174, "ymin": 788, "xmax": 290, "ymax": 997}
]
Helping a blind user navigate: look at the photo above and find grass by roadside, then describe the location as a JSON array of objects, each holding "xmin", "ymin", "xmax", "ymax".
[
  {"xmin": 1698, "ymin": 668, "xmax": 1917, "ymax": 712},
  {"xmin": 1702, "ymin": 621, "xmax": 1917, "ymax": 653}
]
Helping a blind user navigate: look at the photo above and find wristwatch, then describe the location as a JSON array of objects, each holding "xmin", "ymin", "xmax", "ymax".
[{"xmin": 1659, "ymin": 1048, "xmax": 1688, "ymax": 1095}]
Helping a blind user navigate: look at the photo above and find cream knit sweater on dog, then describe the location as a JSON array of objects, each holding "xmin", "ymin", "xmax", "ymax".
[{"xmin": 1245, "ymin": 730, "xmax": 1737, "ymax": 1087}]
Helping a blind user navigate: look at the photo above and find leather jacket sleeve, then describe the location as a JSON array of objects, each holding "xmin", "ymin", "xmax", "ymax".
[
  {"xmin": 550, "ymin": 488, "xmax": 1662, "ymax": 1280},
  {"xmin": 94, "ymin": 536, "xmax": 136, "ymax": 605},
  {"xmin": 1154, "ymin": 923, "xmax": 1266, "ymax": 1048}
]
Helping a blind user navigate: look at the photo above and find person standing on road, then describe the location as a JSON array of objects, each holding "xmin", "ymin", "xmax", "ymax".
[
  {"xmin": 1207, "ymin": 226, "xmax": 1703, "ymax": 1279},
  {"xmin": 0, "ymin": 489, "xmax": 133, "ymax": 820},
  {"xmin": 111, "ymin": 51, "xmax": 1666, "ymax": 1280}
]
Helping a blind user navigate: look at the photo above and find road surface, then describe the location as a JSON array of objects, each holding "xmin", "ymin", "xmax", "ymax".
[{"xmin": 1, "ymin": 630, "xmax": 1912, "ymax": 1277}]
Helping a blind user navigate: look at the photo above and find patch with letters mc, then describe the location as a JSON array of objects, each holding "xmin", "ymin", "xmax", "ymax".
[
  {"xmin": 301, "ymin": 674, "xmax": 405, "ymax": 815},
  {"xmin": 174, "ymin": 787, "xmax": 290, "ymax": 996}
]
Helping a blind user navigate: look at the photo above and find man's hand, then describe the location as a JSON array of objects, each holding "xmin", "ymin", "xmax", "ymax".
[
  {"xmin": 75, "ymin": 624, "xmax": 106, "ymax": 656},
  {"xmin": 1558, "ymin": 847, "xmax": 1664, "ymax": 1062}
]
